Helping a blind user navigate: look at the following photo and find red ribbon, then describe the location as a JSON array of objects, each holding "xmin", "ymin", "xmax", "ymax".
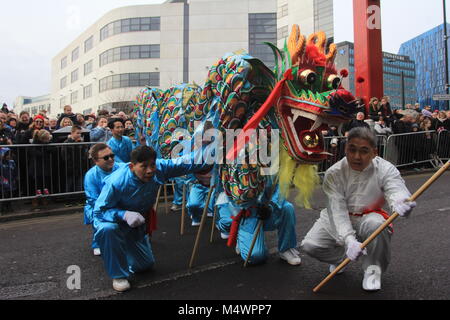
[
  {"xmin": 147, "ymin": 208, "xmax": 158, "ymax": 236},
  {"xmin": 350, "ymin": 208, "xmax": 394, "ymax": 232},
  {"xmin": 226, "ymin": 69, "xmax": 294, "ymax": 161},
  {"xmin": 227, "ymin": 208, "xmax": 252, "ymax": 248}
]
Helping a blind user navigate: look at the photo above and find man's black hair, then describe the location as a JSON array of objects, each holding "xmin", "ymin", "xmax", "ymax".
[
  {"xmin": 130, "ymin": 146, "xmax": 157, "ymax": 164},
  {"xmin": 108, "ymin": 118, "xmax": 124, "ymax": 130},
  {"xmin": 71, "ymin": 125, "xmax": 82, "ymax": 132}
]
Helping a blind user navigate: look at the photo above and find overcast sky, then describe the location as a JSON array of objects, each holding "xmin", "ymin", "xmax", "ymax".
[{"xmin": 0, "ymin": 0, "xmax": 447, "ymax": 106}]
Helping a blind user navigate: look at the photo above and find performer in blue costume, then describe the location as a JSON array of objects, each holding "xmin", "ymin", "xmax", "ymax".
[
  {"xmin": 106, "ymin": 118, "xmax": 134, "ymax": 163},
  {"xmin": 93, "ymin": 145, "xmax": 213, "ymax": 292},
  {"xmin": 83, "ymin": 143, "xmax": 125, "ymax": 256},
  {"xmin": 170, "ymin": 177, "xmax": 186, "ymax": 212},
  {"xmin": 187, "ymin": 183, "xmax": 215, "ymax": 226},
  {"xmin": 215, "ymin": 178, "xmax": 301, "ymax": 266}
]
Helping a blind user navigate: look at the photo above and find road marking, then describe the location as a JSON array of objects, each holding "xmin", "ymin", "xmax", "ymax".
[
  {"xmin": 0, "ymin": 213, "xmax": 81, "ymax": 230},
  {"xmin": 76, "ymin": 259, "xmax": 240, "ymax": 300},
  {"xmin": 438, "ymin": 207, "xmax": 450, "ymax": 212}
]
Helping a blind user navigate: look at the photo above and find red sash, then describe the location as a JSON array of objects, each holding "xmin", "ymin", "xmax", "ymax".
[
  {"xmin": 349, "ymin": 208, "xmax": 393, "ymax": 232},
  {"xmin": 227, "ymin": 208, "xmax": 252, "ymax": 248},
  {"xmin": 146, "ymin": 208, "xmax": 158, "ymax": 236}
]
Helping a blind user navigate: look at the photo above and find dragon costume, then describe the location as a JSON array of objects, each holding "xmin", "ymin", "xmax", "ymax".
[{"xmin": 133, "ymin": 25, "xmax": 357, "ymax": 210}]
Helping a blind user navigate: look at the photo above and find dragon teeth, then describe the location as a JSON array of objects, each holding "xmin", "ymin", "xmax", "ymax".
[
  {"xmin": 290, "ymin": 108, "xmax": 317, "ymax": 122},
  {"xmin": 310, "ymin": 118, "xmax": 323, "ymax": 131},
  {"xmin": 292, "ymin": 109, "xmax": 302, "ymax": 123}
]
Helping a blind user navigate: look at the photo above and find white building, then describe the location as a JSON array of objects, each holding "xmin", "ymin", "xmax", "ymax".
[
  {"xmin": 19, "ymin": 0, "xmax": 334, "ymax": 117},
  {"xmin": 277, "ymin": 0, "xmax": 334, "ymax": 47},
  {"xmin": 14, "ymin": 95, "xmax": 52, "ymax": 117}
]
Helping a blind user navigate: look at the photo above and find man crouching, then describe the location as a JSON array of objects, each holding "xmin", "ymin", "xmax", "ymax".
[
  {"xmin": 93, "ymin": 145, "xmax": 212, "ymax": 292},
  {"xmin": 301, "ymin": 127, "xmax": 416, "ymax": 291}
]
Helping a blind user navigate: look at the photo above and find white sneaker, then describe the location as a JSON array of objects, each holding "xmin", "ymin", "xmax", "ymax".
[
  {"xmin": 329, "ymin": 264, "xmax": 346, "ymax": 274},
  {"xmin": 191, "ymin": 221, "xmax": 201, "ymax": 227},
  {"xmin": 112, "ymin": 278, "xmax": 131, "ymax": 292},
  {"xmin": 220, "ymin": 232, "xmax": 229, "ymax": 240},
  {"xmin": 171, "ymin": 204, "xmax": 181, "ymax": 211},
  {"xmin": 279, "ymin": 248, "xmax": 302, "ymax": 266},
  {"xmin": 362, "ymin": 265, "xmax": 382, "ymax": 291},
  {"xmin": 235, "ymin": 242, "xmax": 241, "ymax": 255},
  {"xmin": 93, "ymin": 248, "xmax": 101, "ymax": 256}
]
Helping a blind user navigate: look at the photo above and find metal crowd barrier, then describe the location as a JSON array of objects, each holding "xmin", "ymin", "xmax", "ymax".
[
  {"xmin": 0, "ymin": 142, "xmax": 96, "ymax": 202},
  {"xmin": 384, "ymin": 131, "xmax": 438, "ymax": 168},
  {"xmin": 436, "ymin": 130, "xmax": 450, "ymax": 162},
  {"xmin": 0, "ymin": 131, "xmax": 448, "ymax": 203}
]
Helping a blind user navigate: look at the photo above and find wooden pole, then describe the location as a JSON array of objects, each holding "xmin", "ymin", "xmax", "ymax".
[
  {"xmin": 210, "ymin": 204, "xmax": 218, "ymax": 243},
  {"xmin": 189, "ymin": 186, "xmax": 214, "ymax": 268},
  {"xmin": 313, "ymin": 160, "xmax": 450, "ymax": 293},
  {"xmin": 244, "ymin": 220, "xmax": 263, "ymax": 268},
  {"xmin": 164, "ymin": 183, "xmax": 169, "ymax": 215},
  {"xmin": 154, "ymin": 186, "xmax": 162, "ymax": 212},
  {"xmin": 180, "ymin": 184, "xmax": 187, "ymax": 236}
]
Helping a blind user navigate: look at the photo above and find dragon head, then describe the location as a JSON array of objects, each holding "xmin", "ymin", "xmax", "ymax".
[{"xmin": 255, "ymin": 25, "xmax": 357, "ymax": 164}]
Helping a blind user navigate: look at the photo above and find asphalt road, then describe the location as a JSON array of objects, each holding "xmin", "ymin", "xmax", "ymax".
[{"xmin": 0, "ymin": 171, "xmax": 449, "ymax": 301}]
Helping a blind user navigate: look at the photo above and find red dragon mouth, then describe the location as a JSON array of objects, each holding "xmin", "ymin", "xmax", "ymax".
[{"xmin": 278, "ymin": 99, "xmax": 346, "ymax": 164}]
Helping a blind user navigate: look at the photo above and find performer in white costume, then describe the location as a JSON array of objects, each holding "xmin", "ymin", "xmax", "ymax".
[{"xmin": 301, "ymin": 127, "xmax": 416, "ymax": 291}]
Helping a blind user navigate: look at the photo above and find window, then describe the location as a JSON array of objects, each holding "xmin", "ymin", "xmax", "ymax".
[
  {"xmin": 84, "ymin": 60, "xmax": 93, "ymax": 76},
  {"xmin": 71, "ymin": 69, "xmax": 79, "ymax": 83},
  {"xmin": 99, "ymin": 45, "xmax": 160, "ymax": 67},
  {"xmin": 83, "ymin": 84, "xmax": 92, "ymax": 99},
  {"xmin": 84, "ymin": 36, "xmax": 94, "ymax": 53},
  {"xmin": 278, "ymin": 4, "xmax": 288, "ymax": 18},
  {"xmin": 277, "ymin": 26, "xmax": 289, "ymax": 40},
  {"xmin": 60, "ymin": 96, "xmax": 67, "ymax": 108},
  {"xmin": 61, "ymin": 56, "xmax": 67, "ymax": 70},
  {"xmin": 249, "ymin": 13, "xmax": 277, "ymax": 69},
  {"xmin": 72, "ymin": 47, "xmax": 79, "ymax": 62},
  {"xmin": 60, "ymin": 76, "xmax": 67, "ymax": 89},
  {"xmin": 99, "ymin": 17, "xmax": 161, "ymax": 41},
  {"xmin": 71, "ymin": 91, "xmax": 78, "ymax": 104},
  {"xmin": 99, "ymin": 72, "xmax": 160, "ymax": 92}
]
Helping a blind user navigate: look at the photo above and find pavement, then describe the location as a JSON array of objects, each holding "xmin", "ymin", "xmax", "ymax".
[{"xmin": 0, "ymin": 170, "xmax": 448, "ymax": 301}]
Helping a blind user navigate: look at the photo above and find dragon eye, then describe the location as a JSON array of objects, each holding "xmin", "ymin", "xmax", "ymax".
[
  {"xmin": 300, "ymin": 70, "xmax": 317, "ymax": 85},
  {"xmin": 328, "ymin": 75, "xmax": 341, "ymax": 90}
]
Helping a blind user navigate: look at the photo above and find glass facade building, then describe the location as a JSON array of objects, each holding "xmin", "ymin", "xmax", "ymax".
[
  {"xmin": 336, "ymin": 42, "xmax": 416, "ymax": 109},
  {"xmin": 399, "ymin": 24, "xmax": 450, "ymax": 110},
  {"xmin": 249, "ymin": 13, "xmax": 277, "ymax": 70}
]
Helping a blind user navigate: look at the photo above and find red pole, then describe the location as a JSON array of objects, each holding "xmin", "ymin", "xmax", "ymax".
[{"xmin": 353, "ymin": 0, "xmax": 384, "ymax": 115}]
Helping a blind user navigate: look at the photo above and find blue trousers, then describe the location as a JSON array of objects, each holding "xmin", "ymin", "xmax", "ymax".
[
  {"xmin": 94, "ymin": 220, "xmax": 155, "ymax": 279},
  {"xmin": 216, "ymin": 201, "xmax": 297, "ymax": 265},
  {"xmin": 91, "ymin": 225, "xmax": 99, "ymax": 249},
  {"xmin": 187, "ymin": 184, "xmax": 215, "ymax": 223},
  {"xmin": 172, "ymin": 178, "xmax": 185, "ymax": 206}
]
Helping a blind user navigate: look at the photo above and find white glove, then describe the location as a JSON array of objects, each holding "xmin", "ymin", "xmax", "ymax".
[
  {"xmin": 393, "ymin": 197, "xmax": 417, "ymax": 217},
  {"xmin": 345, "ymin": 236, "xmax": 367, "ymax": 261},
  {"xmin": 123, "ymin": 211, "xmax": 146, "ymax": 228}
]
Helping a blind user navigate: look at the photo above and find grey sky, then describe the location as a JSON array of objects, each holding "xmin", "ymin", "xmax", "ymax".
[{"xmin": 0, "ymin": 0, "xmax": 447, "ymax": 107}]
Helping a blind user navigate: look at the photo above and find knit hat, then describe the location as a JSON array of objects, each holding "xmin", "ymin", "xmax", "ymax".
[
  {"xmin": 422, "ymin": 109, "xmax": 432, "ymax": 118},
  {"xmin": 33, "ymin": 114, "xmax": 45, "ymax": 122}
]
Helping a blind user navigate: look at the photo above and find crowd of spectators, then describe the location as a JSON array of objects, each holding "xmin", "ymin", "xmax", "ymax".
[
  {"xmin": 321, "ymin": 96, "xmax": 450, "ymax": 171},
  {"xmin": 0, "ymin": 103, "xmax": 137, "ymax": 212}
]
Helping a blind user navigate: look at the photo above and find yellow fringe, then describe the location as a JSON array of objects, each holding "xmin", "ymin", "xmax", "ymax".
[{"xmin": 278, "ymin": 147, "xmax": 319, "ymax": 209}]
